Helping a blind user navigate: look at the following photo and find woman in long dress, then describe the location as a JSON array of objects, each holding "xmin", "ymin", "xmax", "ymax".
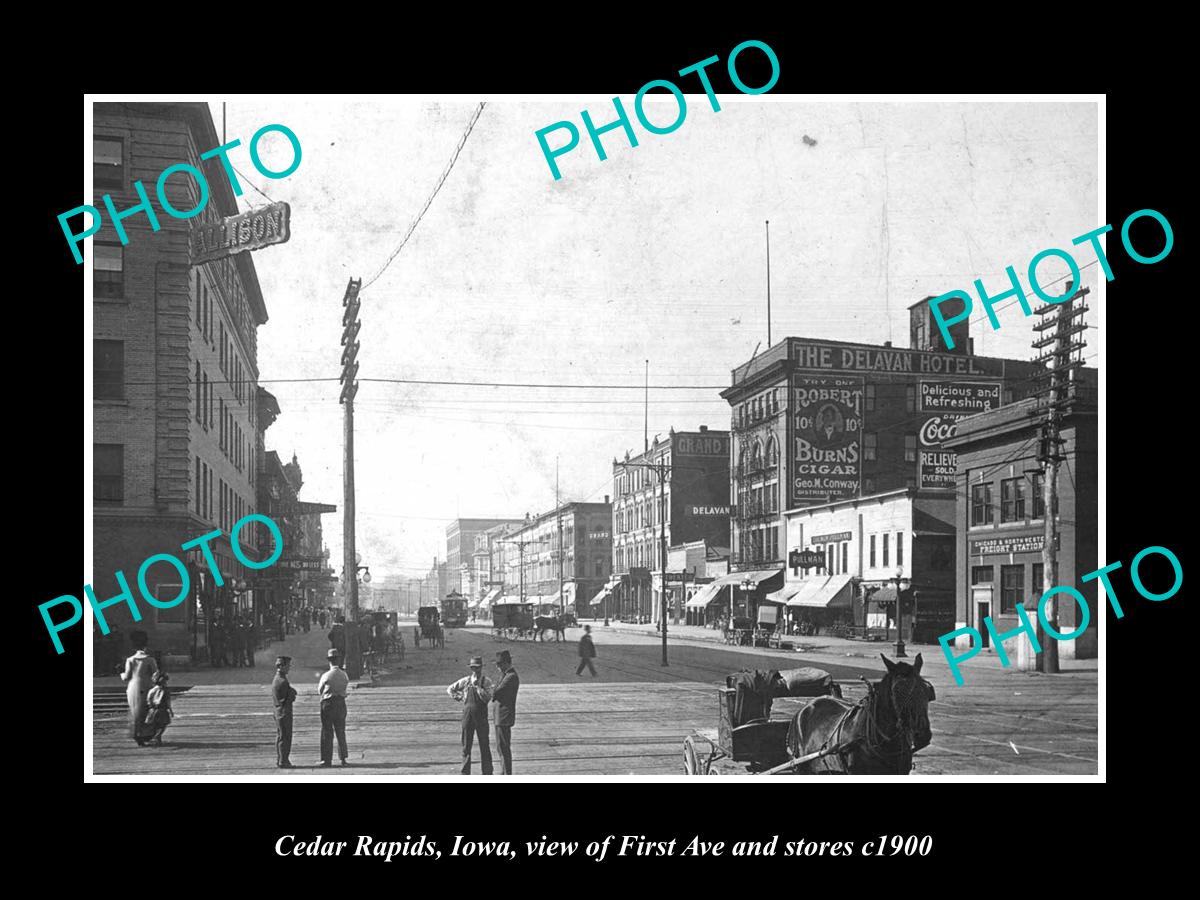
[{"xmin": 120, "ymin": 630, "xmax": 158, "ymax": 746}]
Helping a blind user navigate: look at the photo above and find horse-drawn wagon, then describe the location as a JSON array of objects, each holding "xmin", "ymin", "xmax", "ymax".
[
  {"xmin": 683, "ymin": 654, "xmax": 935, "ymax": 776},
  {"xmin": 416, "ymin": 606, "xmax": 444, "ymax": 649},
  {"xmin": 491, "ymin": 600, "xmax": 534, "ymax": 640}
]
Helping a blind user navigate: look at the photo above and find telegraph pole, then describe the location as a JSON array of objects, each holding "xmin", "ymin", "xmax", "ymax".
[
  {"xmin": 1031, "ymin": 281, "xmax": 1088, "ymax": 675},
  {"xmin": 340, "ymin": 278, "xmax": 362, "ymax": 679}
]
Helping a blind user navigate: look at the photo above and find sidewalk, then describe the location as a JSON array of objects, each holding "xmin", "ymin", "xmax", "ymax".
[{"xmin": 584, "ymin": 619, "xmax": 1099, "ymax": 675}]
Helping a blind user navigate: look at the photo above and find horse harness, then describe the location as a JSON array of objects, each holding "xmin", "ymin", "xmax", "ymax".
[{"xmin": 809, "ymin": 676, "xmax": 931, "ymax": 773}]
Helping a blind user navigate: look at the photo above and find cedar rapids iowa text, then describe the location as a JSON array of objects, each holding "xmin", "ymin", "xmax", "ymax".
[{"xmin": 275, "ymin": 834, "xmax": 932, "ymax": 862}]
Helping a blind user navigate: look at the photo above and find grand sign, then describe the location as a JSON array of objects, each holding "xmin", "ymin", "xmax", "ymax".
[
  {"xmin": 790, "ymin": 375, "xmax": 863, "ymax": 505},
  {"xmin": 677, "ymin": 435, "xmax": 729, "ymax": 456},
  {"xmin": 917, "ymin": 382, "xmax": 1003, "ymax": 489},
  {"xmin": 190, "ymin": 201, "xmax": 291, "ymax": 264}
]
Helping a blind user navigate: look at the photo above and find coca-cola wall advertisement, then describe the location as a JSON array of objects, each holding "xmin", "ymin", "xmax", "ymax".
[
  {"xmin": 791, "ymin": 375, "xmax": 864, "ymax": 505},
  {"xmin": 918, "ymin": 382, "xmax": 1002, "ymax": 488}
]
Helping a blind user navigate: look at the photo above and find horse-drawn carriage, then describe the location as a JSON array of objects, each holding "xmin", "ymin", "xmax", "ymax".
[
  {"xmin": 683, "ymin": 654, "xmax": 935, "ymax": 776},
  {"xmin": 416, "ymin": 606, "xmax": 444, "ymax": 649},
  {"xmin": 491, "ymin": 600, "xmax": 535, "ymax": 640}
]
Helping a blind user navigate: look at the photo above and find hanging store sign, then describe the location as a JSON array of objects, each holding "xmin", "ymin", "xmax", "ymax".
[
  {"xmin": 789, "ymin": 549, "xmax": 825, "ymax": 569},
  {"xmin": 790, "ymin": 375, "xmax": 863, "ymax": 505},
  {"xmin": 190, "ymin": 201, "xmax": 291, "ymax": 264},
  {"xmin": 277, "ymin": 556, "xmax": 325, "ymax": 571}
]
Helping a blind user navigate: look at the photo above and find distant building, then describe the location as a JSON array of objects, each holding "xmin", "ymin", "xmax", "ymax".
[
  {"xmin": 446, "ymin": 518, "xmax": 524, "ymax": 596},
  {"xmin": 944, "ymin": 372, "xmax": 1098, "ymax": 661},
  {"xmin": 608, "ymin": 427, "xmax": 730, "ymax": 622},
  {"xmin": 499, "ymin": 502, "xmax": 613, "ymax": 614}
]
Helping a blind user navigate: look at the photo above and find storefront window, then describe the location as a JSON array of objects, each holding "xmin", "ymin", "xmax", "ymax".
[
  {"xmin": 971, "ymin": 565, "xmax": 993, "ymax": 585},
  {"xmin": 1000, "ymin": 564, "xmax": 1023, "ymax": 614}
]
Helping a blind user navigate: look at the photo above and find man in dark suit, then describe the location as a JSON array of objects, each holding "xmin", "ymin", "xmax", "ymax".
[
  {"xmin": 492, "ymin": 650, "xmax": 520, "ymax": 775},
  {"xmin": 272, "ymin": 656, "xmax": 297, "ymax": 768}
]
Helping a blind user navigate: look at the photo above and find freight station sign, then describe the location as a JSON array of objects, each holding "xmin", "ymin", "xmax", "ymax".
[
  {"xmin": 190, "ymin": 201, "xmax": 291, "ymax": 264},
  {"xmin": 970, "ymin": 535, "xmax": 1047, "ymax": 555}
]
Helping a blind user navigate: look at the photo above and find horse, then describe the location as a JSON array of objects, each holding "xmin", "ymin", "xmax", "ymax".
[
  {"xmin": 534, "ymin": 615, "xmax": 565, "ymax": 642},
  {"xmin": 786, "ymin": 653, "xmax": 936, "ymax": 775}
]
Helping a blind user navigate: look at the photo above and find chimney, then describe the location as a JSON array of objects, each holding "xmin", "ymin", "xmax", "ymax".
[
  {"xmin": 604, "ymin": 494, "xmax": 610, "ymax": 504},
  {"xmin": 699, "ymin": 425, "xmax": 709, "ymax": 432}
]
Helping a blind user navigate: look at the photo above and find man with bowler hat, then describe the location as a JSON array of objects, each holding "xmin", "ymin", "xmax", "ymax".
[
  {"xmin": 492, "ymin": 650, "xmax": 520, "ymax": 775},
  {"xmin": 273, "ymin": 656, "xmax": 297, "ymax": 768},
  {"xmin": 447, "ymin": 657, "xmax": 494, "ymax": 775},
  {"xmin": 317, "ymin": 648, "xmax": 350, "ymax": 767}
]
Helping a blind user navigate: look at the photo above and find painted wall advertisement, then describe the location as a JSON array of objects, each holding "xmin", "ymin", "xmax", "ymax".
[
  {"xmin": 791, "ymin": 375, "xmax": 863, "ymax": 505},
  {"xmin": 918, "ymin": 382, "xmax": 1002, "ymax": 488}
]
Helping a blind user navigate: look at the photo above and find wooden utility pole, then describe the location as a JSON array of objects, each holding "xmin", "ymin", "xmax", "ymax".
[
  {"xmin": 765, "ymin": 220, "xmax": 772, "ymax": 348},
  {"xmin": 1031, "ymin": 282, "xmax": 1088, "ymax": 675},
  {"xmin": 339, "ymin": 278, "xmax": 362, "ymax": 679}
]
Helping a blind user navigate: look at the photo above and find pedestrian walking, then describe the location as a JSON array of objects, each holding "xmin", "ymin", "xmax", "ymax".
[
  {"xmin": 120, "ymin": 630, "xmax": 158, "ymax": 746},
  {"xmin": 209, "ymin": 617, "xmax": 226, "ymax": 667},
  {"xmin": 576, "ymin": 624, "xmax": 598, "ymax": 677},
  {"xmin": 317, "ymin": 648, "xmax": 350, "ymax": 767},
  {"xmin": 273, "ymin": 655, "xmax": 297, "ymax": 768},
  {"xmin": 492, "ymin": 650, "xmax": 520, "ymax": 775},
  {"xmin": 143, "ymin": 671, "xmax": 173, "ymax": 746},
  {"xmin": 447, "ymin": 657, "xmax": 494, "ymax": 775},
  {"xmin": 318, "ymin": 610, "xmax": 327, "ymax": 629},
  {"xmin": 328, "ymin": 617, "xmax": 346, "ymax": 658}
]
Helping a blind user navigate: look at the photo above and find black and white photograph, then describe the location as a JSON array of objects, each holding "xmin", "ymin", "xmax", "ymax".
[{"xmin": 79, "ymin": 92, "xmax": 1110, "ymax": 782}]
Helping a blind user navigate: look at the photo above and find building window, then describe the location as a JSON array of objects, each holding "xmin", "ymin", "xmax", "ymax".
[
  {"xmin": 1000, "ymin": 564, "xmax": 1024, "ymax": 614},
  {"xmin": 94, "ymin": 137, "xmax": 123, "ymax": 188},
  {"xmin": 905, "ymin": 385, "xmax": 916, "ymax": 413},
  {"xmin": 869, "ymin": 535, "xmax": 876, "ymax": 568},
  {"xmin": 94, "ymin": 340, "xmax": 124, "ymax": 400},
  {"xmin": 94, "ymin": 243, "xmax": 123, "ymax": 299},
  {"xmin": 896, "ymin": 531, "xmax": 904, "ymax": 568},
  {"xmin": 842, "ymin": 542, "xmax": 849, "ymax": 573},
  {"xmin": 94, "ymin": 444, "xmax": 124, "ymax": 501},
  {"xmin": 195, "ymin": 363, "xmax": 202, "ymax": 423},
  {"xmin": 1031, "ymin": 471, "xmax": 1045, "ymax": 519},
  {"xmin": 1001, "ymin": 477, "xmax": 1026, "ymax": 522},
  {"xmin": 864, "ymin": 433, "xmax": 877, "ymax": 461},
  {"xmin": 865, "ymin": 384, "xmax": 876, "ymax": 412},
  {"xmin": 1032, "ymin": 562, "xmax": 1044, "ymax": 596},
  {"xmin": 971, "ymin": 565, "xmax": 993, "ymax": 585},
  {"xmin": 904, "ymin": 434, "xmax": 917, "ymax": 463},
  {"xmin": 827, "ymin": 544, "xmax": 834, "ymax": 573},
  {"xmin": 863, "ymin": 477, "xmax": 876, "ymax": 494},
  {"xmin": 971, "ymin": 483, "xmax": 994, "ymax": 526},
  {"xmin": 882, "ymin": 533, "xmax": 889, "ymax": 568}
]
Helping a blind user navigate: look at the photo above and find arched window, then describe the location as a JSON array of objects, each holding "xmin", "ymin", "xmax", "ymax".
[
  {"xmin": 765, "ymin": 436, "xmax": 778, "ymax": 467},
  {"xmin": 751, "ymin": 440, "xmax": 763, "ymax": 471}
]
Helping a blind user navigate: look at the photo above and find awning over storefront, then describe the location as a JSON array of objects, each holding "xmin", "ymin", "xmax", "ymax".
[
  {"xmin": 546, "ymin": 583, "xmax": 577, "ymax": 607},
  {"xmin": 481, "ymin": 588, "xmax": 501, "ymax": 607},
  {"xmin": 710, "ymin": 568, "xmax": 783, "ymax": 590},
  {"xmin": 765, "ymin": 582, "xmax": 804, "ymax": 604},
  {"xmin": 870, "ymin": 585, "xmax": 898, "ymax": 606},
  {"xmin": 685, "ymin": 581, "xmax": 723, "ymax": 609},
  {"xmin": 786, "ymin": 573, "xmax": 854, "ymax": 609},
  {"xmin": 591, "ymin": 586, "xmax": 611, "ymax": 605}
]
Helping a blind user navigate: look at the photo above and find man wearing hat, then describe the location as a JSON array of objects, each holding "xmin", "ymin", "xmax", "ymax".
[
  {"xmin": 317, "ymin": 648, "xmax": 351, "ymax": 767},
  {"xmin": 272, "ymin": 656, "xmax": 298, "ymax": 768},
  {"xmin": 446, "ymin": 657, "xmax": 494, "ymax": 775},
  {"xmin": 492, "ymin": 650, "xmax": 520, "ymax": 775}
]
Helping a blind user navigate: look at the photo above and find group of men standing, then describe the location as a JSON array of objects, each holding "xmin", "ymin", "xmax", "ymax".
[
  {"xmin": 209, "ymin": 615, "xmax": 258, "ymax": 668},
  {"xmin": 271, "ymin": 648, "xmax": 351, "ymax": 769},
  {"xmin": 446, "ymin": 649, "xmax": 520, "ymax": 775}
]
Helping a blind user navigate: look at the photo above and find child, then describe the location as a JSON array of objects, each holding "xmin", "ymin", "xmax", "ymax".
[{"xmin": 144, "ymin": 671, "xmax": 174, "ymax": 746}]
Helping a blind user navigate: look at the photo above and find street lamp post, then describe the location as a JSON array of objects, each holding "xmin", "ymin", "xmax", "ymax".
[{"xmin": 892, "ymin": 567, "xmax": 911, "ymax": 658}]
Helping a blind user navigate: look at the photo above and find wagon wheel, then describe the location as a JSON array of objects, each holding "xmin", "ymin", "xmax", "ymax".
[{"xmin": 683, "ymin": 735, "xmax": 709, "ymax": 776}]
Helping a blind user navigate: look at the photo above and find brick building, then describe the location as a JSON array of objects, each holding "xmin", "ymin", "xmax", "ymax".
[
  {"xmin": 92, "ymin": 102, "xmax": 273, "ymax": 660},
  {"xmin": 943, "ymin": 372, "xmax": 1098, "ymax": 660},
  {"xmin": 500, "ymin": 502, "xmax": 612, "ymax": 615},
  {"xmin": 447, "ymin": 517, "xmax": 524, "ymax": 597},
  {"xmin": 719, "ymin": 298, "xmax": 1043, "ymax": 623},
  {"xmin": 607, "ymin": 427, "xmax": 730, "ymax": 622}
]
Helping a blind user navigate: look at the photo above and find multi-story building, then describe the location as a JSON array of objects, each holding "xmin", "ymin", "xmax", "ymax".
[
  {"xmin": 447, "ymin": 518, "xmax": 524, "ymax": 597},
  {"xmin": 719, "ymin": 298, "xmax": 1043, "ymax": 622},
  {"xmin": 92, "ymin": 102, "xmax": 271, "ymax": 659},
  {"xmin": 499, "ymin": 502, "xmax": 612, "ymax": 614},
  {"xmin": 473, "ymin": 522, "xmax": 522, "ymax": 611},
  {"xmin": 944, "ymin": 371, "xmax": 1098, "ymax": 661},
  {"xmin": 608, "ymin": 427, "xmax": 730, "ymax": 622}
]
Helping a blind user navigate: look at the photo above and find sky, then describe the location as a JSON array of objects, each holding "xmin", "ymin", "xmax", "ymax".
[{"xmin": 209, "ymin": 97, "xmax": 1100, "ymax": 582}]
